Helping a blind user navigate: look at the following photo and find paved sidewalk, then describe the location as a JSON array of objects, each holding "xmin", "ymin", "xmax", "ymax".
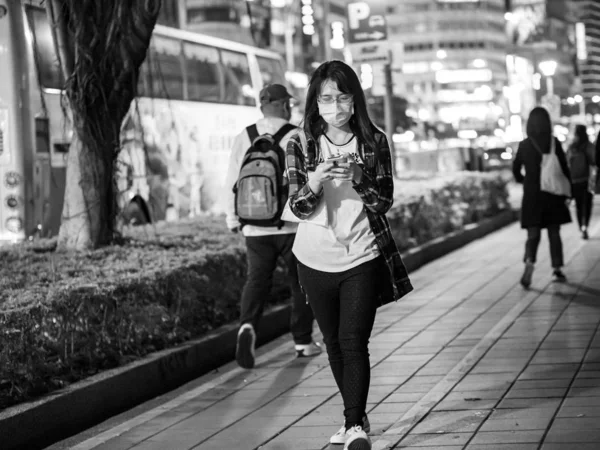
[{"xmin": 50, "ymin": 202, "xmax": 600, "ymax": 450}]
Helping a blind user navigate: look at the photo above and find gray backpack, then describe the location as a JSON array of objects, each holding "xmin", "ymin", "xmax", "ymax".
[{"xmin": 233, "ymin": 123, "xmax": 296, "ymax": 228}]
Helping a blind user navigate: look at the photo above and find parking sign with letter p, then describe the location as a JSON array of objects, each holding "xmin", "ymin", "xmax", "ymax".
[
  {"xmin": 348, "ymin": 2, "xmax": 370, "ymax": 29},
  {"xmin": 346, "ymin": 1, "xmax": 387, "ymax": 44}
]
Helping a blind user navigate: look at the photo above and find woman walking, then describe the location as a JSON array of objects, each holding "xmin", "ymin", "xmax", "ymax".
[
  {"xmin": 285, "ymin": 60, "xmax": 413, "ymax": 450},
  {"xmin": 567, "ymin": 124, "xmax": 596, "ymax": 239},
  {"xmin": 512, "ymin": 107, "xmax": 571, "ymax": 288}
]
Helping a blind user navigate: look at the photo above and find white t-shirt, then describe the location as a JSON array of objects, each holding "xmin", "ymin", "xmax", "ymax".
[{"xmin": 293, "ymin": 135, "xmax": 379, "ymax": 272}]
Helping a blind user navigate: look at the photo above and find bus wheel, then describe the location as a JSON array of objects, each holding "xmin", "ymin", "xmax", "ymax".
[{"xmin": 123, "ymin": 201, "xmax": 149, "ymax": 226}]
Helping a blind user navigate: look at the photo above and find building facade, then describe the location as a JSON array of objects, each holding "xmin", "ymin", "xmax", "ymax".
[
  {"xmin": 385, "ymin": 0, "xmax": 509, "ymax": 139},
  {"xmin": 575, "ymin": 0, "xmax": 600, "ymax": 100}
]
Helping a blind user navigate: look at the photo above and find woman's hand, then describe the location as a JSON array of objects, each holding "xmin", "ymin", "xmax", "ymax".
[
  {"xmin": 330, "ymin": 161, "xmax": 363, "ymax": 184},
  {"xmin": 307, "ymin": 161, "xmax": 336, "ymax": 194}
]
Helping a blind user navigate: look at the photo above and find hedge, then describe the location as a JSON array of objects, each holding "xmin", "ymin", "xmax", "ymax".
[{"xmin": 0, "ymin": 171, "xmax": 510, "ymax": 410}]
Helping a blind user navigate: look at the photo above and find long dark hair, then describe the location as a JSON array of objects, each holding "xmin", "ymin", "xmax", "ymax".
[
  {"xmin": 526, "ymin": 106, "xmax": 552, "ymax": 152},
  {"xmin": 573, "ymin": 124, "xmax": 589, "ymax": 150},
  {"xmin": 303, "ymin": 60, "xmax": 377, "ymax": 154}
]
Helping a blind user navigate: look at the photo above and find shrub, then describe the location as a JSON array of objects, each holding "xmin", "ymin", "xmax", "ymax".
[
  {"xmin": 0, "ymin": 172, "xmax": 509, "ymax": 409},
  {"xmin": 389, "ymin": 171, "xmax": 510, "ymax": 251}
]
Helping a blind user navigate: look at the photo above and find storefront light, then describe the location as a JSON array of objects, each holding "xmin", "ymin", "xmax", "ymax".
[{"xmin": 5, "ymin": 217, "xmax": 23, "ymax": 233}]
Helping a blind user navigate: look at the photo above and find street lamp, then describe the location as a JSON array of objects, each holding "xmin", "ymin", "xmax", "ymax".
[{"xmin": 538, "ymin": 60, "xmax": 557, "ymax": 95}]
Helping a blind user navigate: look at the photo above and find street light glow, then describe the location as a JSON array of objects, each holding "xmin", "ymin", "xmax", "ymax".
[
  {"xmin": 538, "ymin": 60, "xmax": 557, "ymax": 77},
  {"xmin": 574, "ymin": 94, "xmax": 583, "ymax": 103},
  {"xmin": 593, "ymin": 96, "xmax": 600, "ymax": 103}
]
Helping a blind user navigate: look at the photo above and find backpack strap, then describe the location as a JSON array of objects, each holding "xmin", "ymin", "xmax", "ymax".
[
  {"xmin": 246, "ymin": 124, "xmax": 259, "ymax": 144},
  {"xmin": 272, "ymin": 123, "xmax": 297, "ymax": 145}
]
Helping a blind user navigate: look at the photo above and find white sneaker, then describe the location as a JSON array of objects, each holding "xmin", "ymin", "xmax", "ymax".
[
  {"xmin": 329, "ymin": 416, "xmax": 370, "ymax": 445},
  {"xmin": 236, "ymin": 324, "xmax": 256, "ymax": 369},
  {"xmin": 295, "ymin": 341, "xmax": 322, "ymax": 357},
  {"xmin": 344, "ymin": 425, "xmax": 371, "ymax": 450}
]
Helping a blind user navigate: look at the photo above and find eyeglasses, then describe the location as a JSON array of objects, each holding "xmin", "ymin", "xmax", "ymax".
[{"xmin": 317, "ymin": 94, "xmax": 354, "ymax": 104}]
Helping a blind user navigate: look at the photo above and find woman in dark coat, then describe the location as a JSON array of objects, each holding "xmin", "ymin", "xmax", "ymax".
[
  {"xmin": 512, "ymin": 107, "xmax": 571, "ymax": 288},
  {"xmin": 566, "ymin": 124, "xmax": 596, "ymax": 239}
]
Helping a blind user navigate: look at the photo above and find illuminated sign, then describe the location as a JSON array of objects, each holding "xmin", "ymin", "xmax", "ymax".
[
  {"xmin": 302, "ymin": 0, "xmax": 315, "ymax": 35},
  {"xmin": 435, "ymin": 69, "xmax": 493, "ymax": 84},
  {"xmin": 437, "ymin": 86, "xmax": 494, "ymax": 103},
  {"xmin": 576, "ymin": 22, "xmax": 587, "ymax": 61},
  {"xmin": 346, "ymin": 1, "xmax": 387, "ymax": 44},
  {"xmin": 506, "ymin": 0, "xmax": 546, "ymax": 46},
  {"xmin": 331, "ymin": 21, "xmax": 345, "ymax": 49}
]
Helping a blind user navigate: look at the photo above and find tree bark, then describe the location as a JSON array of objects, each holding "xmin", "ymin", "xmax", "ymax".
[{"xmin": 47, "ymin": 0, "xmax": 161, "ymax": 250}]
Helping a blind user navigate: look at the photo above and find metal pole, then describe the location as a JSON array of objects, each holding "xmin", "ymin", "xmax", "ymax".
[
  {"xmin": 322, "ymin": 0, "xmax": 332, "ymax": 61},
  {"xmin": 546, "ymin": 76, "xmax": 554, "ymax": 96}
]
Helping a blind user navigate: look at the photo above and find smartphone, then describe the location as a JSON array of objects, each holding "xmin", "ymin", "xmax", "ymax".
[{"xmin": 326, "ymin": 154, "xmax": 347, "ymax": 166}]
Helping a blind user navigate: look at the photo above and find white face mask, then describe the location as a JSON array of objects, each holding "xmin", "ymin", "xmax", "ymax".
[{"xmin": 318, "ymin": 102, "xmax": 354, "ymax": 127}]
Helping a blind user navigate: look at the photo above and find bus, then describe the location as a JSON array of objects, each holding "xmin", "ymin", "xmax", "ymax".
[{"xmin": 0, "ymin": 0, "xmax": 293, "ymax": 242}]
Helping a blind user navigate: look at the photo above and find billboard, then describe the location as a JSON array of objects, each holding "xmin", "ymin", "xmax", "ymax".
[{"xmin": 506, "ymin": 0, "xmax": 547, "ymax": 47}]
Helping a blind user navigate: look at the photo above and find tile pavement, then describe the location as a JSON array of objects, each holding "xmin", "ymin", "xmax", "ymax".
[{"xmin": 48, "ymin": 201, "xmax": 600, "ymax": 450}]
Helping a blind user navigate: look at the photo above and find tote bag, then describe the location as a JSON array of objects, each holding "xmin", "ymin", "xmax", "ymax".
[{"xmin": 531, "ymin": 138, "xmax": 571, "ymax": 197}]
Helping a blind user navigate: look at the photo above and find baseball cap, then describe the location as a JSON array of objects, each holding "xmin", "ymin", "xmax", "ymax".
[{"xmin": 259, "ymin": 84, "xmax": 293, "ymax": 105}]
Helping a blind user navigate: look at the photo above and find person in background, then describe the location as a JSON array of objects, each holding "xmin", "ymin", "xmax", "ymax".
[
  {"xmin": 513, "ymin": 107, "xmax": 571, "ymax": 288},
  {"xmin": 567, "ymin": 124, "xmax": 596, "ymax": 239},
  {"xmin": 224, "ymin": 84, "xmax": 321, "ymax": 369},
  {"xmin": 285, "ymin": 60, "xmax": 413, "ymax": 450}
]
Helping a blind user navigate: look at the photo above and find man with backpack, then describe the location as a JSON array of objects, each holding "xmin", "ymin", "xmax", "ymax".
[{"xmin": 224, "ymin": 84, "xmax": 321, "ymax": 369}]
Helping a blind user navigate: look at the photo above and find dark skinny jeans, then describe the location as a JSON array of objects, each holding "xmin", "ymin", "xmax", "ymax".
[
  {"xmin": 524, "ymin": 225, "xmax": 563, "ymax": 268},
  {"xmin": 572, "ymin": 182, "xmax": 593, "ymax": 229},
  {"xmin": 297, "ymin": 256, "xmax": 384, "ymax": 429},
  {"xmin": 240, "ymin": 234, "xmax": 314, "ymax": 345}
]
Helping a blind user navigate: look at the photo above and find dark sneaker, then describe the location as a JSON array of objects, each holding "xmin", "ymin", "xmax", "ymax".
[
  {"xmin": 582, "ymin": 229, "xmax": 589, "ymax": 240},
  {"xmin": 295, "ymin": 341, "xmax": 322, "ymax": 357},
  {"xmin": 236, "ymin": 324, "xmax": 256, "ymax": 369},
  {"xmin": 520, "ymin": 262, "xmax": 534, "ymax": 288},
  {"xmin": 552, "ymin": 270, "xmax": 567, "ymax": 283}
]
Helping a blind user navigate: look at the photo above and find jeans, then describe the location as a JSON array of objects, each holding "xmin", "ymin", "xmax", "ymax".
[
  {"xmin": 524, "ymin": 225, "xmax": 563, "ymax": 268},
  {"xmin": 572, "ymin": 182, "xmax": 593, "ymax": 229},
  {"xmin": 240, "ymin": 234, "xmax": 314, "ymax": 345},
  {"xmin": 297, "ymin": 256, "xmax": 383, "ymax": 428}
]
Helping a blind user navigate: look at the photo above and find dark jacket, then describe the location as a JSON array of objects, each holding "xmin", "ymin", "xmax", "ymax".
[
  {"xmin": 566, "ymin": 142, "xmax": 595, "ymax": 184},
  {"xmin": 512, "ymin": 136, "xmax": 572, "ymax": 229}
]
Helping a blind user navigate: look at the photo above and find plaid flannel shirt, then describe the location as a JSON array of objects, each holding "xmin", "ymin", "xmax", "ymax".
[{"xmin": 285, "ymin": 129, "xmax": 414, "ymax": 305}]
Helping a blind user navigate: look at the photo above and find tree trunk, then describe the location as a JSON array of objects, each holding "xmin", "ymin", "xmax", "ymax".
[
  {"xmin": 57, "ymin": 133, "xmax": 114, "ymax": 249},
  {"xmin": 47, "ymin": 0, "xmax": 161, "ymax": 250}
]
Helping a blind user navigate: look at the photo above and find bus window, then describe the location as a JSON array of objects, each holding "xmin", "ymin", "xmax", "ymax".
[
  {"xmin": 256, "ymin": 56, "xmax": 286, "ymax": 86},
  {"xmin": 219, "ymin": 49, "xmax": 255, "ymax": 106},
  {"xmin": 145, "ymin": 36, "xmax": 184, "ymax": 100},
  {"xmin": 184, "ymin": 43, "xmax": 222, "ymax": 103},
  {"xmin": 25, "ymin": 6, "xmax": 64, "ymax": 90}
]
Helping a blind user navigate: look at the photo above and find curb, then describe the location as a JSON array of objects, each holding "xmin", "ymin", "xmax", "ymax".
[{"xmin": 0, "ymin": 209, "xmax": 518, "ymax": 450}]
